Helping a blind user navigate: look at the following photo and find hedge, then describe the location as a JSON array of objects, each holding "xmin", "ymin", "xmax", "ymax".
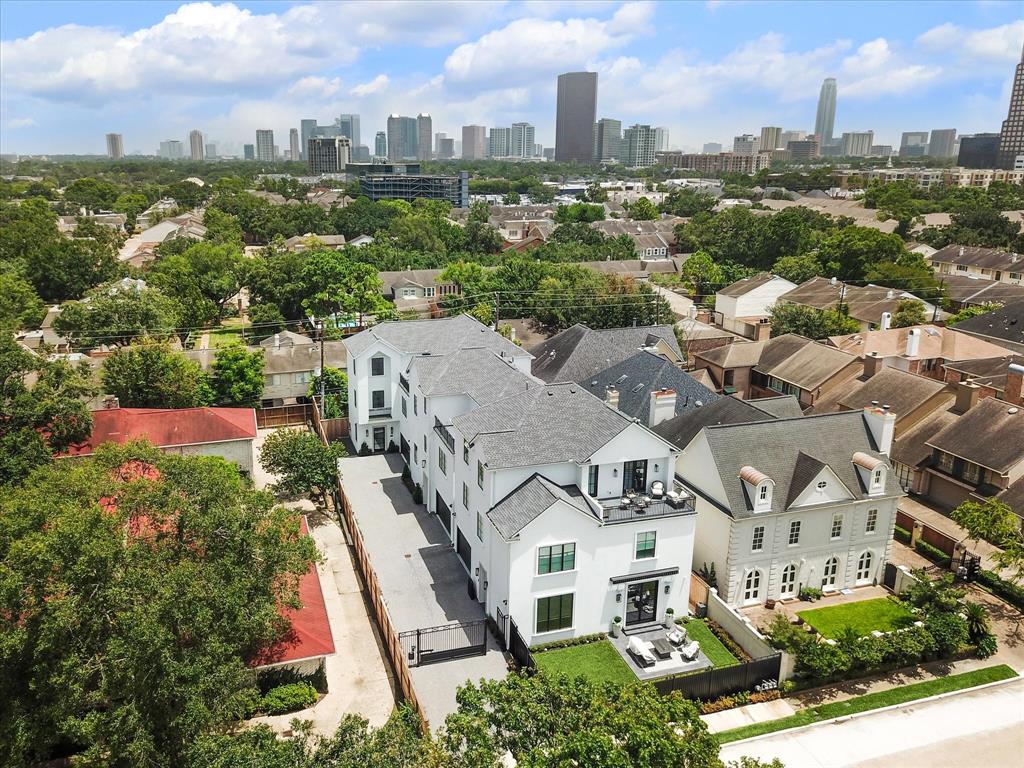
[
  {"xmin": 915, "ymin": 539, "xmax": 951, "ymax": 568},
  {"xmin": 259, "ymin": 682, "xmax": 318, "ymax": 715},
  {"xmin": 532, "ymin": 632, "xmax": 607, "ymax": 653},
  {"xmin": 893, "ymin": 525, "xmax": 911, "ymax": 545},
  {"xmin": 976, "ymin": 569, "xmax": 1024, "ymax": 613}
]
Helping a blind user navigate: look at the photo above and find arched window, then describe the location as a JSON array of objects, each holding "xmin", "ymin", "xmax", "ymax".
[
  {"xmin": 781, "ymin": 563, "xmax": 798, "ymax": 597},
  {"xmin": 743, "ymin": 569, "xmax": 762, "ymax": 603},
  {"xmin": 857, "ymin": 551, "xmax": 874, "ymax": 583},
  {"xmin": 823, "ymin": 556, "xmax": 839, "ymax": 589}
]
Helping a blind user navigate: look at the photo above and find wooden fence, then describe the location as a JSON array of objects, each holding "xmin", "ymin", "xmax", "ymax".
[
  {"xmin": 255, "ymin": 403, "xmax": 312, "ymax": 429},
  {"xmin": 689, "ymin": 571, "xmax": 711, "ymax": 612},
  {"xmin": 310, "ymin": 397, "xmax": 349, "ymax": 443}
]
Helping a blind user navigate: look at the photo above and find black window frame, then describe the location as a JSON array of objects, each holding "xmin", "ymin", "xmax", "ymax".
[{"xmin": 536, "ymin": 593, "xmax": 574, "ymax": 634}]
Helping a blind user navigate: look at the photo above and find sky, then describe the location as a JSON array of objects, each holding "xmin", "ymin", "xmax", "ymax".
[{"xmin": 1, "ymin": 0, "xmax": 1022, "ymax": 156}]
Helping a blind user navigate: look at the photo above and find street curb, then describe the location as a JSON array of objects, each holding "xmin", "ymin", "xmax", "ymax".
[{"xmin": 721, "ymin": 669, "xmax": 1022, "ymax": 748}]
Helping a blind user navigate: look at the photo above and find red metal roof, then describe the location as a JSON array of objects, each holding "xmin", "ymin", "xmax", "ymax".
[
  {"xmin": 251, "ymin": 516, "xmax": 336, "ymax": 667},
  {"xmin": 64, "ymin": 407, "xmax": 257, "ymax": 457}
]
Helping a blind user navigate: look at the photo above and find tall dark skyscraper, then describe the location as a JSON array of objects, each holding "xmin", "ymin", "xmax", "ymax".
[
  {"xmin": 997, "ymin": 45, "xmax": 1024, "ymax": 170},
  {"xmin": 555, "ymin": 71, "xmax": 598, "ymax": 163},
  {"xmin": 814, "ymin": 77, "xmax": 837, "ymax": 146}
]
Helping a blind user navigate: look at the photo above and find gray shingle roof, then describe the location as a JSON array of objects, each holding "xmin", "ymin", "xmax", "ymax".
[
  {"xmin": 652, "ymin": 395, "xmax": 790, "ymax": 449},
  {"xmin": 453, "ymin": 382, "xmax": 641, "ymax": 469},
  {"xmin": 531, "ymin": 323, "xmax": 682, "ymax": 383},
  {"xmin": 343, "ymin": 314, "xmax": 527, "ymax": 360},
  {"xmin": 926, "ymin": 397, "xmax": 1024, "ymax": 473},
  {"xmin": 700, "ymin": 411, "xmax": 902, "ymax": 518},
  {"xmin": 412, "ymin": 347, "xmax": 537, "ymax": 406},
  {"xmin": 487, "ymin": 475, "xmax": 592, "ymax": 539},
  {"xmin": 954, "ymin": 300, "xmax": 1024, "ymax": 349},
  {"xmin": 835, "ymin": 368, "xmax": 947, "ymax": 421},
  {"xmin": 719, "ymin": 273, "xmax": 780, "ymax": 298},
  {"xmin": 754, "ymin": 334, "xmax": 861, "ymax": 391},
  {"xmin": 579, "ymin": 350, "xmax": 719, "ymax": 425},
  {"xmin": 931, "ymin": 245, "xmax": 1024, "ymax": 271}
]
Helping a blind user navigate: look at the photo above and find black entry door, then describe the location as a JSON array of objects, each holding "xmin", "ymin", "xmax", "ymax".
[
  {"xmin": 625, "ymin": 580, "xmax": 658, "ymax": 626},
  {"xmin": 372, "ymin": 426, "xmax": 386, "ymax": 451},
  {"xmin": 456, "ymin": 528, "xmax": 472, "ymax": 571}
]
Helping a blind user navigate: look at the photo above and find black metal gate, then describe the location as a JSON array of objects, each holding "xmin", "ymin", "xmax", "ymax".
[
  {"xmin": 494, "ymin": 606, "xmax": 508, "ymax": 650},
  {"xmin": 507, "ymin": 617, "xmax": 535, "ymax": 670},
  {"xmin": 436, "ymin": 491, "xmax": 451, "ymax": 533},
  {"xmin": 456, "ymin": 528, "xmax": 471, "ymax": 570},
  {"xmin": 398, "ymin": 620, "xmax": 487, "ymax": 666},
  {"xmin": 882, "ymin": 562, "xmax": 898, "ymax": 591}
]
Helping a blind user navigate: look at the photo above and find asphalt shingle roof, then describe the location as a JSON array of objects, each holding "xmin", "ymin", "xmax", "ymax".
[
  {"xmin": 487, "ymin": 475, "xmax": 592, "ymax": 539},
  {"xmin": 954, "ymin": 300, "xmax": 1024, "ymax": 349},
  {"xmin": 931, "ymin": 245, "xmax": 1024, "ymax": 271},
  {"xmin": 754, "ymin": 334, "xmax": 861, "ymax": 391},
  {"xmin": 411, "ymin": 347, "xmax": 537, "ymax": 406},
  {"xmin": 531, "ymin": 323, "xmax": 682, "ymax": 383},
  {"xmin": 926, "ymin": 397, "xmax": 1024, "ymax": 473},
  {"xmin": 343, "ymin": 314, "xmax": 526, "ymax": 360},
  {"xmin": 652, "ymin": 396, "xmax": 788, "ymax": 449}
]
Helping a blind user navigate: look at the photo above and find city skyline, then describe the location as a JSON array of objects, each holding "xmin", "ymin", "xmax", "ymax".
[{"xmin": 1, "ymin": 1, "xmax": 1022, "ymax": 156}]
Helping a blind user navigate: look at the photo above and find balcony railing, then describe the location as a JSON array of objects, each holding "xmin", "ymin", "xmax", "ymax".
[
  {"xmin": 369, "ymin": 407, "xmax": 392, "ymax": 419},
  {"xmin": 590, "ymin": 482, "xmax": 695, "ymax": 524},
  {"xmin": 399, "ymin": 374, "xmax": 409, "ymax": 393},
  {"xmin": 434, "ymin": 417, "xmax": 456, "ymax": 454}
]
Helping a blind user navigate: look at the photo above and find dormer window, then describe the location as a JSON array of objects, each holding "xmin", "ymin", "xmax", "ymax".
[
  {"xmin": 852, "ymin": 452, "xmax": 887, "ymax": 497},
  {"xmin": 740, "ymin": 466, "xmax": 774, "ymax": 511}
]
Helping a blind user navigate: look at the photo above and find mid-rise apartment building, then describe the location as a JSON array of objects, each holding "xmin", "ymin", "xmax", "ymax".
[
  {"xmin": 307, "ymin": 136, "xmax": 352, "ymax": 174},
  {"xmin": 106, "ymin": 133, "xmax": 124, "ymax": 160},
  {"xmin": 655, "ymin": 151, "xmax": 772, "ymax": 174},
  {"xmin": 255, "ymin": 130, "xmax": 275, "ymax": 162},
  {"xmin": 623, "ymin": 124, "xmax": 656, "ymax": 167}
]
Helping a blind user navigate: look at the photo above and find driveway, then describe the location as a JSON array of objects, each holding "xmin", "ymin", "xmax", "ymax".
[
  {"xmin": 339, "ymin": 453, "xmax": 508, "ymax": 728},
  {"xmin": 652, "ymin": 284, "xmax": 694, "ymax": 320}
]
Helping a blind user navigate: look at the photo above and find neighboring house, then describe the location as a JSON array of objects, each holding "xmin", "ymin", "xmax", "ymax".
[
  {"xmin": 589, "ymin": 218, "xmax": 684, "ymax": 256},
  {"xmin": 579, "ymin": 258, "xmax": 679, "ymax": 280},
  {"xmin": 118, "ymin": 210, "xmax": 206, "ymax": 266},
  {"xmin": 936, "ymin": 273, "xmax": 1024, "ymax": 311},
  {"xmin": 283, "ymin": 233, "xmax": 347, "ymax": 252},
  {"xmin": 15, "ymin": 305, "xmax": 69, "ymax": 352},
  {"xmin": 58, "ymin": 212, "xmax": 128, "ymax": 233},
  {"xmin": 931, "ymin": 245, "xmax": 1024, "ymax": 286},
  {"xmin": 674, "ymin": 315, "xmax": 735, "ymax": 365},
  {"xmin": 348, "ymin": 234, "xmax": 375, "ymax": 247},
  {"xmin": 953, "ymin": 300, "xmax": 1024, "ymax": 354},
  {"xmin": 673, "ymin": 408, "xmax": 902, "ymax": 606},
  {"xmin": 489, "ymin": 205, "xmax": 557, "ymax": 242},
  {"xmin": 653, "ymin": 395, "xmax": 803, "ymax": 451},
  {"xmin": 378, "ymin": 268, "xmax": 462, "ymax": 310},
  {"xmin": 715, "ymin": 273, "xmax": 797, "ymax": 340},
  {"xmin": 61, "ymin": 406, "xmax": 258, "ymax": 475},
  {"xmin": 531, "ymin": 323, "xmax": 682, "ymax": 383},
  {"xmin": 944, "ymin": 355, "xmax": 1024, "ymax": 406},
  {"xmin": 135, "ymin": 198, "xmax": 179, "ymax": 230},
  {"xmin": 778, "ymin": 277, "xmax": 944, "ymax": 332}
]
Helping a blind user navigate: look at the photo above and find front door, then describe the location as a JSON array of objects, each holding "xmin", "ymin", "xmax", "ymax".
[
  {"xmin": 625, "ymin": 580, "xmax": 658, "ymax": 626},
  {"xmin": 456, "ymin": 528, "xmax": 472, "ymax": 572},
  {"xmin": 372, "ymin": 426, "xmax": 386, "ymax": 451}
]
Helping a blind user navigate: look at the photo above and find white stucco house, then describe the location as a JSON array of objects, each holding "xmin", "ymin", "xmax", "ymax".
[
  {"xmin": 671, "ymin": 407, "xmax": 903, "ymax": 607},
  {"xmin": 715, "ymin": 273, "xmax": 797, "ymax": 340}
]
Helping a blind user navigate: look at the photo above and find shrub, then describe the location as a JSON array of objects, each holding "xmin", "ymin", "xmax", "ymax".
[
  {"xmin": 975, "ymin": 569, "xmax": 1024, "ymax": 612},
  {"xmin": 763, "ymin": 614, "xmax": 813, "ymax": 654},
  {"xmin": 923, "ymin": 612, "xmax": 968, "ymax": 657},
  {"xmin": 893, "ymin": 525, "xmax": 911, "ymax": 545},
  {"xmin": 401, "ymin": 465, "xmax": 411, "ymax": 482},
  {"xmin": 884, "ymin": 625, "xmax": 934, "ymax": 667},
  {"xmin": 914, "ymin": 539, "xmax": 952, "ymax": 568},
  {"xmin": 799, "ymin": 587, "xmax": 823, "ymax": 602},
  {"xmin": 358, "ymin": 442, "xmax": 370, "ymax": 456},
  {"xmin": 259, "ymin": 682, "xmax": 317, "ymax": 715},
  {"xmin": 976, "ymin": 633, "xmax": 998, "ymax": 659},
  {"xmin": 532, "ymin": 632, "xmax": 607, "ymax": 653},
  {"xmin": 796, "ymin": 641, "xmax": 849, "ymax": 680}
]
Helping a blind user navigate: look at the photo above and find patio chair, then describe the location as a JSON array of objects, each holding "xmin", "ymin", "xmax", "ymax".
[
  {"xmin": 680, "ymin": 640, "xmax": 700, "ymax": 662},
  {"xmin": 650, "ymin": 481, "xmax": 665, "ymax": 499},
  {"xmin": 626, "ymin": 636, "xmax": 657, "ymax": 668},
  {"xmin": 667, "ymin": 627, "xmax": 687, "ymax": 646}
]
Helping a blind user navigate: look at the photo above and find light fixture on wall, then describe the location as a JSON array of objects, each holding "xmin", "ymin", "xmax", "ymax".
[
  {"xmin": 654, "ymin": 463, "xmax": 659, "ymax": 472},
  {"xmin": 475, "ymin": 566, "xmax": 480, "ymax": 577},
  {"xmin": 664, "ymin": 583, "xmax": 671, "ymax": 595},
  {"xmin": 615, "ymin": 592, "xmax": 622, "ymax": 603},
  {"xmin": 613, "ymin": 468, "xmax": 618, "ymax": 477}
]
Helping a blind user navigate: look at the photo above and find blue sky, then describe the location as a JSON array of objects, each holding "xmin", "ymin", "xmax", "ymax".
[{"xmin": 1, "ymin": 1, "xmax": 1022, "ymax": 155}]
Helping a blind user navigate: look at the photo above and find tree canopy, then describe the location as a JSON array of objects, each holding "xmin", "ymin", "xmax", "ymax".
[
  {"xmin": 55, "ymin": 280, "xmax": 183, "ymax": 349},
  {"xmin": 259, "ymin": 428, "xmax": 346, "ymax": 503},
  {"xmin": 210, "ymin": 344, "xmax": 265, "ymax": 407},
  {"xmin": 101, "ymin": 338, "xmax": 212, "ymax": 408},
  {"xmin": 768, "ymin": 302, "xmax": 860, "ymax": 339}
]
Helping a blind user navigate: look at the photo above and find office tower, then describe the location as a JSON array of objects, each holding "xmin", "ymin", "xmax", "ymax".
[
  {"xmin": 654, "ymin": 127, "xmax": 669, "ymax": 153},
  {"xmin": 417, "ymin": 114, "xmax": 432, "ymax": 161},
  {"xmin": 759, "ymin": 126, "xmax": 783, "ymax": 151},
  {"xmin": 702, "ymin": 142, "xmax": 723, "ymax": 154},
  {"xmin": 300, "ymin": 119, "xmax": 318, "ymax": 162},
  {"xmin": 336, "ymin": 114, "xmax": 361, "ymax": 147},
  {"xmin": 899, "ymin": 131, "xmax": 929, "ymax": 158},
  {"xmin": 105, "ymin": 133, "xmax": 124, "ymax": 160},
  {"xmin": 243, "ymin": 144, "xmax": 255, "ymax": 160},
  {"xmin": 255, "ymin": 130, "xmax": 275, "ymax": 162},
  {"xmin": 733, "ymin": 134, "xmax": 760, "ymax": 156},
  {"xmin": 189, "ymin": 130, "xmax": 204, "ymax": 161},
  {"xmin": 779, "ymin": 130, "xmax": 806, "ymax": 146},
  {"xmin": 289, "ymin": 129, "xmax": 301, "ymax": 162},
  {"xmin": 815, "ymin": 77, "xmax": 837, "ymax": 146},
  {"xmin": 555, "ymin": 71, "xmax": 598, "ymax": 163},
  {"xmin": 623, "ymin": 124, "xmax": 656, "ymax": 167},
  {"xmin": 998, "ymin": 47, "xmax": 1024, "ymax": 169},
  {"xmin": 205, "ymin": 142, "xmax": 217, "ymax": 159},
  {"xmin": 592, "ymin": 118, "xmax": 622, "ymax": 162},
  {"xmin": 958, "ymin": 133, "xmax": 1000, "ymax": 168},
  {"xmin": 488, "ymin": 127, "xmax": 512, "ymax": 158},
  {"xmin": 308, "ymin": 136, "xmax": 352, "ymax": 174},
  {"xmin": 534, "ymin": 143, "xmax": 543, "ymax": 157},
  {"xmin": 462, "ymin": 125, "xmax": 487, "ymax": 159},
  {"xmin": 841, "ymin": 131, "xmax": 873, "ymax": 157},
  {"xmin": 787, "ymin": 138, "xmax": 820, "ymax": 160},
  {"xmin": 387, "ymin": 115, "xmax": 418, "ymax": 162},
  {"xmin": 511, "ymin": 122, "xmax": 535, "ymax": 158},
  {"xmin": 159, "ymin": 140, "xmax": 184, "ymax": 160},
  {"xmin": 351, "ymin": 145, "xmax": 370, "ymax": 163},
  {"xmin": 436, "ymin": 133, "xmax": 455, "ymax": 160},
  {"xmin": 374, "ymin": 131, "xmax": 387, "ymax": 158},
  {"xmin": 928, "ymin": 129, "xmax": 956, "ymax": 159}
]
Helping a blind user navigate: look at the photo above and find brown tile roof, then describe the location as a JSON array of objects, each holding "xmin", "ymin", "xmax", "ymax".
[
  {"xmin": 926, "ymin": 397, "xmax": 1024, "ymax": 473},
  {"xmin": 828, "ymin": 325, "xmax": 1012, "ymax": 362},
  {"xmin": 931, "ymin": 245, "xmax": 1024, "ymax": 271}
]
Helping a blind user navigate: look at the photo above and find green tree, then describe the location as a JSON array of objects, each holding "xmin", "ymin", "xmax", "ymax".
[
  {"xmin": 551, "ymin": 222, "xmax": 607, "ymax": 246},
  {"xmin": 817, "ymin": 227, "xmax": 907, "ymax": 281},
  {"xmin": 628, "ymin": 196, "xmax": 659, "ymax": 221},
  {"xmin": 0, "ymin": 272, "xmax": 45, "ymax": 331},
  {"xmin": 463, "ymin": 218, "xmax": 504, "ymax": 254},
  {"xmin": 210, "ymin": 344, "xmax": 264, "ymax": 407},
  {"xmin": 309, "ymin": 367, "xmax": 348, "ymax": 418},
  {"xmin": 259, "ymin": 428, "xmax": 347, "ymax": 502},
  {"xmin": 772, "ymin": 252, "xmax": 822, "ymax": 284},
  {"xmin": 946, "ymin": 302, "xmax": 1002, "ymax": 327},
  {"xmin": 891, "ymin": 299, "xmax": 927, "ymax": 328},
  {"xmin": 467, "ymin": 199, "xmax": 491, "ymax": 224},
  {"xmin": 202, "ymin": 206, "xmax": 245, "ymax": 246},
  {"xmin": 166, "ymin": 179, "xmax": 211, "ymax": 209},
  {"xmin": 659, "ymin": 186, "xmax": 717, "ymax": 217},
  {"xmin": 26, "ymin": 237, "xmax": 122, "ymax": 303},
  {"xmin": 0, "ymin": 335, "xmax": 94, "ymax": 487},
  {"xmin": 148, "ymin": 241, "xmax": 245, "ymax": 324},
  {"xmin": 247, "ymin": 302, "xmax": 287, "ymax": 342},
  {"xmin": 0, "ymin": 442, "xmax": 316, "ymax": 767},
  {"xmin": 554, "ymin": 202, "xmax": 605, "ymax": 224},
  {"xmin": 502, "ymin": 191, "xmax": 522, "ymax": 205},
  {"xmin": 101, "ymin": 338, "xmax": 212, "ymax": 408},
  {"xmin": 112, "ymin": 192, "xmax": 150, "ymax": 229},
  {"xmin": 299, "ymin": 249, "xmax": 390, "ymax": 323},
  {"xmin": 583, "ymin": 181, "xmax": 608, "ymax": 203},
  {"xmin": 679, "ymin": 250, "xmax": 725, "ymax": 299},
  {"xmin": 768, "ymin": 302, "xmax": 860, "ymax": 339},
  {"xmin": 951, "ymin": 497, "xmax": 1021, "ymax": 548},
  {"xmin": 54, "ymin": 280, "xmax": 182, "ymax": 349},
  {"xmin": 64, "ymin": 177, "xmax": 119, "ymax": 212}
]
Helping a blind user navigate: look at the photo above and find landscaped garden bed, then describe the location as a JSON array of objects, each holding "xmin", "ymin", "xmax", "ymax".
[
  {"xmin": 796, "ymin": 597, "xmax": 914, "ymax": 638},
  {"xmin": 678, "ymin": 618, "xmax": 740, "ymax": 667}
]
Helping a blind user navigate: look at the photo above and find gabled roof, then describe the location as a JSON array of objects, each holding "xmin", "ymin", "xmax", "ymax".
[
  {"xmin": 827, "ymin": 325, "xmax": 1011, "ymax": 362},
  {"xmin": 786, "ymin": 452, "xmax": 829, "ymax": 508},
  {"xmin": 652, "ymin": 395, "xmax": 798, "ymax": 449},
  {"xmin": 943, "ymin": 354, "xmax": 1024, "ymax": 395},
  {"xmin": 938, "ymin": 274, "xmax": 1024, "ymax": 307},
  {"xmin": 487, "ymin": 474, "xmax": 592, "ymax": 539},
  {"xmin": 780, "ymin": 276, "xmax": 942, "ymax": 326},
  {"xmin": 260, "ymin": 330, "xmax": 314, "ymax": 347},
  {"xmin": 64, "ymin": 407, "xmax": 257, "ymax": 456},
  {"xmin": 531, "ymin": 323, "xmax": 682, "ymax": 384},
  {"xmin": 754, "ymin": 334, "xmax": 860, "ymax": 391},
  {"xmin": 412, "ymin": 347, "xmax": 537, "ymax": 406},
  {"xmin": 954, "ymin": 299, "xmax": 1024, "ymax": 348},
  {"xmin": 832, "ymin": 368, "xmax": 949, "ymax": 422},
  {"xmin": 931, "ymin": 244, "xmax": 1024, "ymax": 271},
  {"xmin": 378, "ymin": 268, "xmax": 451, "ymax": 295},
  {"xmin": 718, "ymin": 273, "xmax": 793, "ymax": 298},
  {"xmin": 343, "ymin": 314, "xmax": 526, "ymax": 360},
  {"xmin": 926, "ymin": 397, "xmax": 1024, "ymax": 473},
  {"xmin": 696, "ymin": 340, "xmax": 766, "ymax": 368}
]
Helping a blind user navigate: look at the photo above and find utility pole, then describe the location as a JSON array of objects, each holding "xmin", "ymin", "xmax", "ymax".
[
  {"xmin": 932, "ymin": 277, "xmax": 945, "ymax": 323},
  {"xmin": 494, "ymin": 292, "xmax": 500, "ymax": 329},
  {"xmin": 315, "ymin": 318, "xmax": 325, "ymax": 412}
]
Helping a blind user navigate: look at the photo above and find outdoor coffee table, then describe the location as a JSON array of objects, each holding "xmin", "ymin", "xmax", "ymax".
[{"xmin": 650, "ymin": 637, "xmax": 674, "ymax": 659}]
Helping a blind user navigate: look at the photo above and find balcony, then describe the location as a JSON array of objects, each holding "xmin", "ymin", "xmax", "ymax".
[
  {"xmin": 433, "ymin": 417, "xmax": 456, "ymax": 454},
  {"xmin": 590, "ymin": 483, "xmax": 695, "ymax": 525},
  {"xmin": 369, "ymin": 407, "xmax": 392, "ymax": 419}
]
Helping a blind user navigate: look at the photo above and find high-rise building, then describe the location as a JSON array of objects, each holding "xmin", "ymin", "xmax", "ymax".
[
  {"xmin": 189, "ymin": 129, "xmax": 205, "ymax": 161},
  {"xmin": 815, "ymin": 77, "xmax": 838, "ymax": 146},
  {"xmin": 417, "ymin": 114, "xmax": 432, "ymax": 161},
  {"xmin": 336, "ymin": 114, "xmax": 361, "ymax": 147},
  {"xmin": 300, "ymin": 119, "xmax": 318, "ymax": 162},
  {"xmin": 997, "ymin": 46, "xmax": 1024, "ymax": 169},
  {"xmin": 870, "ymin": 145, "xmax": 893, "ymax": 157},
  {"xmin": 374, "ymin": 131, "xmax": 387, "ymax": 158},
  {"xmin": 159, "ymin": 140, "xmax": 184, "ymax": 160},
  {"xmin": 958, "ymin": 133, "xmax": 1000, "ymax": 169},
  {"xmin": 205, "ymin": 142, "xmax": 217, "ymax": 159},
  {"xmin": 654, "ymin": 127, "xmax": 669, "ymax": 153},
  {"xmin": 592, "ymin": 118, "xmax": 622, "ymax": 162},
  {"xmin": 255, "ymin": 130, "xmax": 275, "ymax": 162},
  {"xmin": 899, "ymin": 132, "xmax": 929, "ymax": 158},
  {"xmin": 779, "ymin": 130, "xmax": 805, "ymax": 147},
  {"xmin": 841, "ymin": 131, "xmax": 874, "ymax": 157},
  {"xmin": 534, "ymin": 143, "xmax": 543, "ymax": 157},
  {"xmin": 928, "ymin": 129, "xmax": 957, "ymax": 159},
  {"xmin": 759, "ymin": 126, "xmax": 783, "ymax": 151},
  {"xmin": 308, "ymin": 136, "xmax": 352, "ymax": 174},
  {"xmin": 511, "ymin": 122, "xmax": 536, "ymax": 158},
  {"xmin": 555, "ymin": 71, "xmax": 598, "ymax": 163},
  {"xmin": 105, "ymin": 133, "xmax": 124, "ymax": 160},
  {"xmin": 733, "ymin": 134, "xmax": 760, "ymax": 156},
  {"xmin": 787, "ymin": 138, "xmax": 820, "ymax": 160},
  {"xmin": 702, "ymin": 142, "xmax": 723, "ymax": 154},
  {"xmin": 289, "ymin": 129, "xmax": 301, "ymax": 162},
  {"xmin": 387, "ymin": 115, "xmax": 418, "ymax": 162},
  {"xmin": 243, "ymin": 144, "xmax": 255, "ymax": 160},
  {"xmin": 461, "ymin": 125, "xmax": 487, "ymax": 160},
  {"xmin": 437, "ymin": 136, "xmax": 455, "ymax": 159},
  {"xmin": 623, "ymin": 124, "xmax": 656, "ymax": 167},
  {"xmin": 488, "ymin": 127, "xmax": 512, "ymax": 158}
]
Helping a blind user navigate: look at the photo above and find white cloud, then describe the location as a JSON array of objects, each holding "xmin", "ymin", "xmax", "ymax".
[
  {"xmin": 917, "ymin": 20, "xmax": 1024, "ymax": 63},
  {"xmin": 840, "ymin": 38, "xmax": 942, "ymax": 97},
  {"xmin": 351, "ymin": 75, "xmax": 390, "ymax": 98},
  {"xmin": 287, "ymin": 76, "xmax": 343, "ymax": 98},
  {"xmin": 7, "ymin": 117, "xmax": 36, "ymax": 128}
]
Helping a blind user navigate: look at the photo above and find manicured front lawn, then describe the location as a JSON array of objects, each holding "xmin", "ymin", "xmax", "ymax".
[
  {"xmin": 681, "ymin": 618, "xmax": 739, "ymax": 668},
  {"xmin": 797, "ymin": 598, "xmax": 913, "ymax": 639},
  {"xmin": 533, "ymin": 639, "xmax": 636, "ymax": 685},
  {"xmin": 716, "ymin": 664, "xmax": 1017, "ymax": 743}
]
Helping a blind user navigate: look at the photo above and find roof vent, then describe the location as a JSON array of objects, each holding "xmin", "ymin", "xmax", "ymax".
[{"xmin": 1010, "ymin": 407, "xmax": 1020, "ymax": 415}]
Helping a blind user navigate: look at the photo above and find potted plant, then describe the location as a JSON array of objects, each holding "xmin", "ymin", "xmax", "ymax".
[
  {"xmin": 664, "ymin": 607, "xmax": 675, "ymax": 628},
  {"xmin": 611, "ymin": 616, "xmax": 623, "ymax": 637}
]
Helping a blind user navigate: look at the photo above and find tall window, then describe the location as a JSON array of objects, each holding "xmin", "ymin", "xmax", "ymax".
[
  {"xmin": 635, "ymin": 531, "xmax": 657, "ymax": 559},
  {"xmin": 476, "ymin": 512, "xmax": 484, "ymax": 541},
  {"xmin": 857, "ymin": 551, "xmax": 873, "ymax": 582},
  {"xmin": 413, "ymin": 395, "xmax": 418, "ymax": 415},
  {"xmin": 830, "ymin": 514, "xmax": 843, "ymax": 540},
  {"xmin": 751, "ymin": 525, "xmax": 765, "ymax": 553},
  {"xmin": 536, "ymin": 593, "xmax": 573, "ymax": 633},
  {"xmin": 781, "ymin": 564, "xmax": 797, "ymax": 597},
  {"xmin": 438, "ymin": 447, "xmax": 446, "ymax": 475},
  {"xmin": 865, "ymin": 509, "xmax": 878, "ymax": 534},
  {"xmin": 587, "ymin": 465, "xmax": 600, "ymax": 497},
  {"xmin": 371, "ymin": 356, "xmax": 384, "ymax": 376},
  {"xmin": 758, "ymin": 484, "xmax": 769, "ymax": 503},
  {"xmin": 462, "ymin": 482, "xmax": 469, "ymax": 508},
  {"xmin": 823, "ymin": 557, "xmax": 838, "ymax": 588},
  {"xmin": 372, "ymin": 390, "xmax": 385, "ymax": 409},
  {"xmin": 538, "ymin": 543, "xmax": 575, "ymax": 574},
  {"xmin": 622, "ymin": 459, "xmax": 648, "ymax": 492},
  {"xmin": 743, "ymin": 570, "xmax": 762, "ymax": 602},
  {"xmin": 463, "ymin": 441, "xmax": 469, "ymax": 464},
  {"xmin": 477, "ymin": 460, "xmax": 484, "ymax": 489},
  {"xmin": 788, "ymin": 520, "xmax": 801, "ymax": 546},
  {"xmin": 401, "ymin": 397, "xmax": 407, "ymax": 416}
]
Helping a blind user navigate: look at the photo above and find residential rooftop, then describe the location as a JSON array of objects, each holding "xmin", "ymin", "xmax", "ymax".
[
  {"xmin": 531, "ymin": 323, "xmax": 681, "ymax": 384},
  {"xmin": 827, "ymin": 324, "xmax": 1012, "ymax": 362},
  {"xmin": 926, "ymin": 396, "xmax": 1024, "ymax": 474},
  {"xmin": 343, "ymin": 314, "xmax": 526, "ymax": 360}
]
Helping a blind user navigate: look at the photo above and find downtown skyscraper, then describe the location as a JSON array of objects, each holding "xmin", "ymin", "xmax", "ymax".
[
  {"xmin": 555, "ymin": 71, "xmax": 598, "ymax": 163},
  {"xmin": 189, "ymin": 129, "xmax": 205, "ymax": 161},
  {"xmin": 997, "ymin": 45, "xmax": 1024, "ymax": 170},
  {"xmin": 105, "ymin": 133, "xmax": 124, "ymax": 160},
  {"xmin": 814, "ymin": 77, "xmax": 837, "ymax": 146}
]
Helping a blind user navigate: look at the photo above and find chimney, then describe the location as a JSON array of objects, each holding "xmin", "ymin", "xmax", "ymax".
[
  {"xmin": 904, "ymin": 328, "xmax": 921, "ymax": 358},
  {"xmin": 1007, "ymin": 363, "xmax": 1024, "ymax": 405},
  {"xmin": 649, "ymin": 388, "xmax": 677, "ymax": 426},
  {"xmin": 953, "ymin": 381, "xmax": 981, "ymax": 414},
  {"xmin": 605, "ymin": 386, "xmax": 620, "ymax": 410},
  {"xmin": 102, "ymin": 395, "xmax": 120, "ymax": 410},
  {"xmin": 863, "ymin": 350, "xmax": 884, "ymax": 379},
  {"xmin": 696, "ymin": 308, "xmax": 712, "ymax": 323},
  {"xmin": 862, "ymin": 404, "xmax": 896, "ymax": 454},
  {"xmin": 754, "ymin": 321, "xmax": 772, "ymax": 341},
  {"xmin": 273, "ymin": 333, "xmax": 281, "ymax": 349},
  {"xmin": 879, "ymin": 312, "xmax": 892, "ymax": 331}
]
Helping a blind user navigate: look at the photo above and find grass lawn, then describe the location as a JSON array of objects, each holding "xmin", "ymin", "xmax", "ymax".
[
  {"xmin": 797, "ymin": 598, "xmax": 913, "ymax": 639},
  {"xmin": 681, "ymin": 619, "xmax": 739, "ymax": 668},
  {"xmin": 533, "ymin": 640, "xmax": 636, "ymax": 686},
  {"xmin": 717, "ymin": 664, "xmax": 1017, "ymax": 744},
  {"xmin": 207, "ymin": 324, "xmax": 248, "ymax": 348}
]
